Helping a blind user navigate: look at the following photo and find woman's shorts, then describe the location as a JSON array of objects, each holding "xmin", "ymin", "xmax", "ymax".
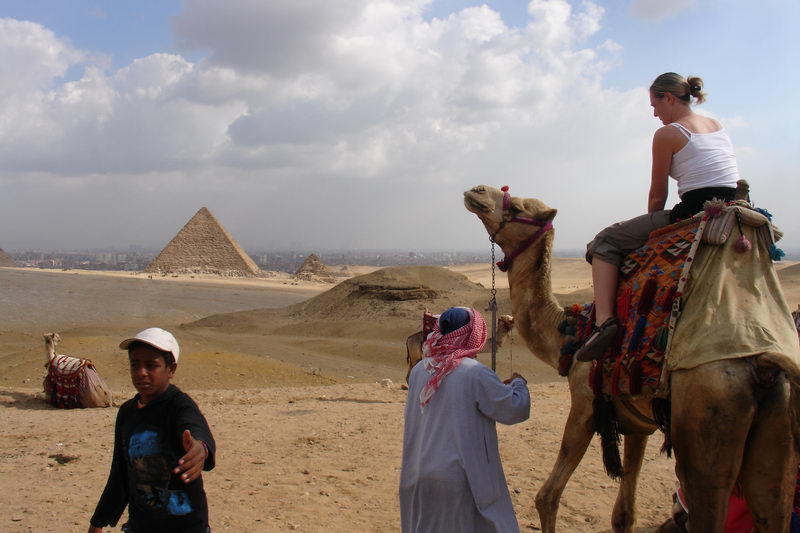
[{"xmin": 585, "ymin": 210, "xmax": 671, "ymax": 267}]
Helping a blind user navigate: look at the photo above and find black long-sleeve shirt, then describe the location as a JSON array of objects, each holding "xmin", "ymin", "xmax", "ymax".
[{"xmin": 90, "ymin": 385, "xmax": 216, "ymax": 533}]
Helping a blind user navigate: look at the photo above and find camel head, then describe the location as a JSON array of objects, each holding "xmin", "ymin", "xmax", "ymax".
[
  {"xmin": 498, "ymin": 314, "xmax": 514, "ymax": 335},
  {"xmin": 463, "ymin": 185, "xmax": 557, "ymax": 254},
  {"xmin": 43, "ymin": 332, "xmax": 61, "ymax": 366},
  {"xmin": 43, "ymin": 332, "xmax": 61, "ymax": 347}
]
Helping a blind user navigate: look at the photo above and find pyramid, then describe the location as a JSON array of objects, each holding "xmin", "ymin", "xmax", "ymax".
[
  {"xmin": 0, "ymin": 248, "xmax": 16, "ymax": 267},
  {"xmin": 144, "ymin": 207, "xmax": 260, "ymax": 277},
  {"xmin": 293, "ymin": 253, "xmax": 335, "ymax": 283}
]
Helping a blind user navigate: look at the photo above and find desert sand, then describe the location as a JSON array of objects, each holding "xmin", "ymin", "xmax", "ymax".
[{"xmin": 1, "ymin": 259, "xmax": 798, "ymax": 533}]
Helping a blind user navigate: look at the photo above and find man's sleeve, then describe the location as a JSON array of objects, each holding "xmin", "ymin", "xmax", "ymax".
[
  {"xmin": 90, "ymin": 408, "xmax": 129, "ymax": 527},
  {"xmin": 473, "ymin": 365, "xmax": 531, "ymax": 425}
]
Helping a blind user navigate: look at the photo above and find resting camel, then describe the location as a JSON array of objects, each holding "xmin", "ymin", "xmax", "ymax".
[
  {"xmin": 405, "ymin": 314, "xmax": 514, "ymax": 382},
  {"xmin": 43, "ymin": 333, "xmax": 113, "ymax": 408},
  {"xmin": 464, "ymin": 185, "xmax": 799, "ymax": 533}
]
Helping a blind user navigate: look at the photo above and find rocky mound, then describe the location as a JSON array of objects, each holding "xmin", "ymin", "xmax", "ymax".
[{"xmin": 286, "ymin": 265, "xmax": 488, "ymax": 322}]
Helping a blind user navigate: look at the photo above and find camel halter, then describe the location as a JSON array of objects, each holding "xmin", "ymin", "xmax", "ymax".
[
  {"xmin": 491, "ymin": 186, "xmax": 553, "ymax": 273},
  {"xmin": 488, "ymin": 184, "xmax": 549, "ymax": 371}
]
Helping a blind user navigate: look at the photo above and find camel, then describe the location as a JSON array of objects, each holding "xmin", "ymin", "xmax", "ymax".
[
  {"xmin": 464, "ymin": 185, "xmax": 800, "ymax": 533},
  {"xmin": 405, "ymin": 314, "xmax": 514, "ymax": 382},
  {"xmin": 43, "ymin": 333, "xmax": 113, "ymax": 408}
]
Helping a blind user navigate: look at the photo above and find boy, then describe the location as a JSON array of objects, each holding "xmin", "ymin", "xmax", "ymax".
[{"xmin": 88, "ymin": 328, "xmax": 216, "ymax": 533}]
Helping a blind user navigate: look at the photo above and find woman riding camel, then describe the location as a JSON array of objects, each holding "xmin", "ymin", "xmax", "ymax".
[{"xmin": 576, "ymin": 72, "xmax": 740, "ymax": 361}]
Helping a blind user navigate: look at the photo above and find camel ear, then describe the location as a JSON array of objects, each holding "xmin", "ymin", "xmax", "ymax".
[
  {"xmin": 508, "ymin": 197, "xmax": 526, "ymax": 214},
  {"xmin": 521, "ymin": 199, "xmax": 557, "ymax": 221}
]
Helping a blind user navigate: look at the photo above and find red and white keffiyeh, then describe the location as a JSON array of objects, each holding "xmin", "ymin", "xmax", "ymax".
[{"xmin": 419, "ymin": 308, "xmax": 487, "ymax": 408}]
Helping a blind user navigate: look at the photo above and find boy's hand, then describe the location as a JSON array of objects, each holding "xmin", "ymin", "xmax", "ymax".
[
  {"xmin": 88, "ymin": 526, "xmax": 103, "ymax": 533},
  {"xmin": 173, "ymin": 429, "xmax": 208, "ymax": 483}
]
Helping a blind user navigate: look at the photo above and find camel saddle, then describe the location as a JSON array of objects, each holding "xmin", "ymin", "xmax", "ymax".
[
  {"xmin": 559, "ymin": 201, "xmax": 799, "ymax": 398},
  {"xmin": 45, "ymin": 355, "xmax": 92, "ymax": 408}
]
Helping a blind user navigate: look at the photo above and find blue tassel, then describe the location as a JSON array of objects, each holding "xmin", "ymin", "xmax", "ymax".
[
  {"xmin": 627, "ymin": 315, "xmax": 647, "ymax": 353},
  {"xmin": 770, "ymin": 244, "xmax": 786, "ymax": 261},
  {"xmin": 560, "ymin": 340, "xmax": 578, "ymax": 356},
  {"xmin": 754, "ymin": 207, "xmax": 773, "ymax": 221}
]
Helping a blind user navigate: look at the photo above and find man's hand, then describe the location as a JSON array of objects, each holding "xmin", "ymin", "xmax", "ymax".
[
  {"xmin": 503, "ymin": 372, "xmax": 527, "ymax": 385},
  {"xmin": 173, "ymin": 429, "xmax": 208, "ymax": 484}
]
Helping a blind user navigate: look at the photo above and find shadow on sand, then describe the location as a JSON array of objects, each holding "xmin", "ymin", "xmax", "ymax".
[{"xmin": 0, "ymin": 389, "xmax": 56, "ymax": 411}]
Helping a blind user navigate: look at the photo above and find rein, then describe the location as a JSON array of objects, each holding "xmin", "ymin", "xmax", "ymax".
[{"xmin": 492, "ymin": 186, "xmax": 553, "ymax": 272}]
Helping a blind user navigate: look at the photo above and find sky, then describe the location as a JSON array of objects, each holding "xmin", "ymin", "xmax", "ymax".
[{"xmin": 0, "ymin": 0, "xmax": 797, "ymax": 255}]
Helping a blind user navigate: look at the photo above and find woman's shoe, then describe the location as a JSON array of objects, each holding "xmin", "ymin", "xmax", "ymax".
[{"xmin": 575, "ymin": 317, "xmax": 618, "ymax": 362}]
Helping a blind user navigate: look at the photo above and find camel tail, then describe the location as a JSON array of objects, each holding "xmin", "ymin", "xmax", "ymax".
[
  {"xmin": 757, "ymin": 352, "xmax": 800, "ymax": 453},
  {"xmin": 591, "ymin": 396, "xmax": 624, "ymax": 480}
]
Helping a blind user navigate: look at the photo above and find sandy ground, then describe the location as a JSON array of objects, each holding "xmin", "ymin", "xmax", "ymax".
[{"xmin": 1, "ymin": 259, "xmax": 798, "ymax": 533}]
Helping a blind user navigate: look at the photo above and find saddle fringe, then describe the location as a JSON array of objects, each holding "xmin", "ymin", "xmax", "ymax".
[{"xmin": 591, "ymin": 396, "xmax": 624, "ymax": 480}]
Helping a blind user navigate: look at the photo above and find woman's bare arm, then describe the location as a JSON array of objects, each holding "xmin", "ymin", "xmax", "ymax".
[{"xmin": 648, "ymin": 126, "xmax": 675, "ymax": 213}]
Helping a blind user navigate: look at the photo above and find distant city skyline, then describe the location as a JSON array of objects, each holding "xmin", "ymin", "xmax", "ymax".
[{"xmin": 1, "ymin": 1, "xmax": 797, "ymax": 253}]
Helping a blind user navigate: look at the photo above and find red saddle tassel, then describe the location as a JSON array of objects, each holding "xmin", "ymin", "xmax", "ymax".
[{"xmin": 637, "ymin": 277, "xmax": 658, "ymax": 315}]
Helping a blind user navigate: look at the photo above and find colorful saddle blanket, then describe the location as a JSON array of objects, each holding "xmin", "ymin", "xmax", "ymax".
[
  {"xmin": 558, "ymin": 216, "xmax": 704, "ymax": 396},
  {"xmin": 45, "ymin": 355, "xmax": 92, "ymax": 408}
]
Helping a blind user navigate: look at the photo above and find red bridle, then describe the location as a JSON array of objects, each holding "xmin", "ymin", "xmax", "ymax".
[{"xmin": 492, "ymin": 185, "xmax": 553, "ymax": 272}]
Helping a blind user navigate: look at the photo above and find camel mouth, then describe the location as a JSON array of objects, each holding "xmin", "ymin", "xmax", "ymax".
[{"xmin": 463, "ymin": 193, "xmax": 491, "ymax": 214}]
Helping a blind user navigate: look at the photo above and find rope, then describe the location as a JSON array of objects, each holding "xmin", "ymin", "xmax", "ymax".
[{"xmin": 489, "ymin": 236, "xmax": 498, "ymax": 372}]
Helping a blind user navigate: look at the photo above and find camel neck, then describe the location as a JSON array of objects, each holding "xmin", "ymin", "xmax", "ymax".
[{"xmin": 504, "ymin": 233, "xmax": 565, "ymax": 370}]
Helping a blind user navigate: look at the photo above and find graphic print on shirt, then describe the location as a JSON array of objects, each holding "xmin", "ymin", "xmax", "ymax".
[{"xmin": 128, "ymin": 427, "xmax": 193, "ymax": 516}]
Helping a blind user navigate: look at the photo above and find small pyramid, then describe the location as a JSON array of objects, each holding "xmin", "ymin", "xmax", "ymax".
[
  {"xmin": 0, "ymin": 248, "xmax": 16, "ymax": 267},
  {"xmin": 144, "ymin": 207, "xmax": 260, "ymax": 277},
  {"xmin": 293, "ymin": 253, "xmax": 335, "ymax": 283}
]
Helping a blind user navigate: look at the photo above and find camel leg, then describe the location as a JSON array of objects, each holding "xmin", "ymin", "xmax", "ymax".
[
  {"xmin": 739, "ymin": 374, "xmax": 796, "ymax": 533},
  {"xmin": 611, "ymin": 433, "xmax": 649, "ymax": 533},
  {"xmin": 671, "ymin": 360, "xmax": 755, "ymax": 533},
  {"xmin": 535, "ymin": 388, "xmax": 594, "ymax": 533}
]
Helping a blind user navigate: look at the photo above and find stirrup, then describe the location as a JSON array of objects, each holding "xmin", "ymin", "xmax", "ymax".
[{"xmin": 575, "ymin": 317, "xmax": 618, "ymax": 362}]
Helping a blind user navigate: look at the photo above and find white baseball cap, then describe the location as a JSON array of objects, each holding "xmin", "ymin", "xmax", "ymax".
[{"xmin": 119, "ymin": 327, "xmax": 180, "ymax": 362}]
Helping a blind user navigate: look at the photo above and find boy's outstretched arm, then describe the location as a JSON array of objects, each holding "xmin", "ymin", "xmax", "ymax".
[{"xmin": 173, "ymin": 429, "xmax": 209, "ymax": 483}]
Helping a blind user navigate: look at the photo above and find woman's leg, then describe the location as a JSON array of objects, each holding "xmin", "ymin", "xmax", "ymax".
[
  {"xmin": 592, "ymin": 258, "xmax": 618, "ymax": 325},
  {"xmin": 578, "ymin": 210, "xmax": 671, "ymax": 361}
]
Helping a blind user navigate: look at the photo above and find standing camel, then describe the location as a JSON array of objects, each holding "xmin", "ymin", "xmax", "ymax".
[
  {"xmin": 405, "ymin": 315, "xmax": 514, "ymax": 382},
  {"xmin": 464, "ymin": 185, "xmax": 800, "ymax": 533},
  {"xmin": 43, "ymin": 333, "xmax": 113, "ymax": 408}
]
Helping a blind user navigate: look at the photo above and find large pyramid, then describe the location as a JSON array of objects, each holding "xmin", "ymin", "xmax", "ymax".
[
  {"xmin": 0, "ymin": 248, "xmax": 16, "ymax": 267},
  {"xmin": 293, "ymin": 253, "xmax": 335, "ymax": 283},
  {"xmin": 144, "ymin": 207, "xmax": 261, "ymax": 277}
]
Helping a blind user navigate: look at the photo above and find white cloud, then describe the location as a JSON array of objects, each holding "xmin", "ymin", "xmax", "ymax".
[
  {"xmin": 629, "ymin": 0, "xmax": 695, "ymax": 21},
  {"xmin": 1, "ymin": 1, "xmax": 718, "ymax": 252},
  {"xmin": 0, "ymin": 18, "xmax": 84, "ymax": 98}
]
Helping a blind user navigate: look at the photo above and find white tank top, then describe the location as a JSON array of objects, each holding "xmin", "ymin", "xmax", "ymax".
[{"xmin": 669, "ymin": 122, "xmax": 740, "ymax": 197}]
